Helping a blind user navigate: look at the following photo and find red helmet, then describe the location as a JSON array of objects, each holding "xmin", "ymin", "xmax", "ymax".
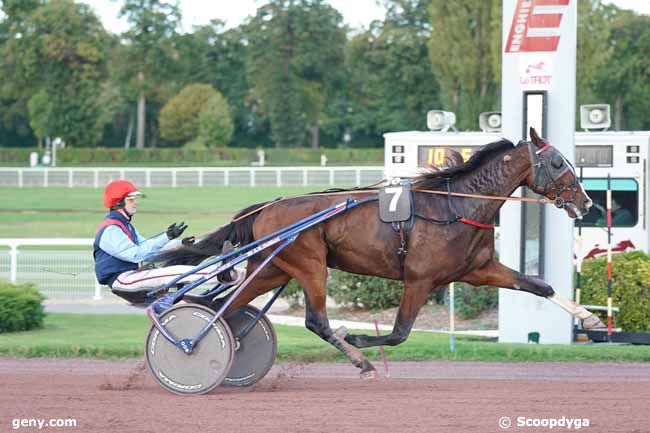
[{"xmin": 103, "ymin": 180, "xmax": 144, "ymax": 209}]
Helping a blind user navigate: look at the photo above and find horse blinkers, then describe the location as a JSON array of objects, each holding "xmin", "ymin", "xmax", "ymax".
[{"xmin": 527, "ymin": 141, "xmax": 580, "ymax": 211}]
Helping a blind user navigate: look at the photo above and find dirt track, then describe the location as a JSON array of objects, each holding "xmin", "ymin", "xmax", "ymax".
[{"xmin": 1, "ymin": 358, "xmax": 648, "ymax": 433}]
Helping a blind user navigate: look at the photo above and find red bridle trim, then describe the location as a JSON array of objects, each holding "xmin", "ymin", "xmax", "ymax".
[
  {"xmin": 535, "ymin": 144, "xmax": 552, "ymax": 154},
  {"xmin": 459, "ymin": 217, "xmax": 495, "ymax": 229}
]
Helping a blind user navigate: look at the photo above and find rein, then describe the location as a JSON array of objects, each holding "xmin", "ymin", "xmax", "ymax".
[
  {"xmin": 230, "ymin": 182, "xmax": 552, "ymax": 225},
  {"xmin": 414, "ymin": 189, "xmax": 552, "ymax": 204}
]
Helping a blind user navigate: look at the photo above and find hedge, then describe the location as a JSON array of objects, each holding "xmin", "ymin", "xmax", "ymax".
[
  {"xmin": 0, "ymin": 147, "xmax": 383, "ymax": 167},
  {"xmin": 579, "ymin": 251, "xmax": 650, "ymax": 332},
  {"xmin": 0, "ymin": 280, "xmax": 46, "ymax": 333},
  {"xmin": 280, "ymin": 271, "xmax": 497, "ymax": 319}
]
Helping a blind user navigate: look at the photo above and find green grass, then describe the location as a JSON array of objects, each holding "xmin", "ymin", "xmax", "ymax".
[
  {"xmin": 0, "ymin": 186, "xmax": 318, "ymax": 237},
  {"xmin": 2, "ymin": 313, "xmax": 650, "ymax": 362}
]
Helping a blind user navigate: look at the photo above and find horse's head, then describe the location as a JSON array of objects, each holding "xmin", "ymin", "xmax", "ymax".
[{"xmin": 524, "ymin": 127, "xmax": 592, "ymax": 218}]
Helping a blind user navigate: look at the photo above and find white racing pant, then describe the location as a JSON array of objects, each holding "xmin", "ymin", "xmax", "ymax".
[{"xmin": 112, "ymin": 264, "xmax": 224, "ymax": 292}]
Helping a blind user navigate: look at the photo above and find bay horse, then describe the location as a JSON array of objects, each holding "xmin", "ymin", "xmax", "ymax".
[{"xmin": 153, "ymin": 127, "xmax": 604, "ymax": 377}]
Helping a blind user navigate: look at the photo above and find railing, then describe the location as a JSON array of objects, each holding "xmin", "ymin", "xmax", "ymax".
[
  {"xmin": 0, "ymin": 238, "xmax": 104, "ymax": 300},
  {"xmin": 0, "ymin": 166, "xmax": 385, "ymax": 188}
]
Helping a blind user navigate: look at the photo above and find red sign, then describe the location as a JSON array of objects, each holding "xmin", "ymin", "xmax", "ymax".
[{"xmin": 505, "ymin": 0, "xmax": 570, "ymax": 53}]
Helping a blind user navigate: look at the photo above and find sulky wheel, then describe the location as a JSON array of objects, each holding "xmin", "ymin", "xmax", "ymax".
[
  {"xmin": 145, "ymin": 304, "xmax": 234, "ymax": 395},
  {"xmin": 222, "ymin": 305, "xmax": 277, "ymax": 387}
]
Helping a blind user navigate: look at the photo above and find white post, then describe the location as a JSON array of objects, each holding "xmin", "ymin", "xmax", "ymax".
[
  {"xmin": 329, "ymin": 169, "xmax": 335, "ymax": 186},
  {"xmin": 120, "ymin": 169, "xmax": 125, "ymax": 180},
  {"xmin": 251, "ymin": 169, "xmax": 256, "ymax": 187},
  {"xmin": 93, "ymin": 278, "xmax": 102, "ymax": 300},
  {"xmin": 449, "ymin": 282, "xmax": 456, "ymax": 353},
  {"xmin": 145, "ymin": 169, "xmax": 151, "ymax": 188},
  {"xmin": 43, "ymin": 170, "xmax": 48, "ymax": 187},
  {"xmin": 94, "ymin": 170, "xmax": 99, "ymax": 188},
  {"xmin": 224, "ymin": 169, "xmax": 230, "ymax": 186},
  {"xmin": 18, "ymin": 170, "xmax": 23, "ymax": 188},
  {"xmin": 172, "ymin": 170, "xmax": 177, "ymax": 188},
  {"xmin": 356, "ymin": 169, "xmax": 361, "ymax": 186},
  {"xmin": 276, "ymin": 169, "xmax": 282, "ymax": 187},
  {"xmin": 500, "ymin": 0, "xmax": 577, "ymax": 344},
  {"xmin": 9, "ymin": 244, "xmax": 17, "ymax": 284},
  {"xmin": 303, "ymin": 169, "xmax": 308, "ymax": 186},
  {"xmin": 198, "ymin": 169, "xmax": 204, "ymax": 187},
  {"xmin": 68, "ymin": 170, "xmax": 73, "ymax": 188}
]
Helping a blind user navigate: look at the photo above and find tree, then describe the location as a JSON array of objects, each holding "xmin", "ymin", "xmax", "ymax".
[
  {"xmin": 1, "ymin": 0, "xmax": 109, "ymax": 147},
  {"xmin": 198, "ymin": 93, "xmax": 234, "ymax": 147},
  {"xmin": 119, "ymin": 0, "xmax": 181, "ymax": 148},
  {"xmin": 593, "ymin": 8, "xmax": 650, "ymax": 130},
  {"xmin": 343, "ymin": 1, "xmax": 439, "ymax": 143},
  {"xmin": 171, "ymin": 22, "xmax": 268, "ymax": 147},
  {"xmin": 159, "ymin": 83, "xmax": 233, "ymax": 147},
  {"xmin": 576, "ymin": 0, "xmax": 614, "ymax": 110},
  {"xmin": 0, "ymin": 0, "xmax": 45, "ymax": 147},
  {"xmin": 245, "ymin": 0, "xmax": 346, "ymax": 148},
  {"xmin": 427, "ymin": 0, "xmax": 500, "ymax": 130}
]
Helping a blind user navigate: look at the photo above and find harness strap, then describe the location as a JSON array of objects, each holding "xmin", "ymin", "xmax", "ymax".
[
  {"xmin": 458, "ymin": 217, "xmax": 495, "ymax": 229},
  {"xmin": 96, "ymin": 218, "xmax": 135, "ymax": 242}
]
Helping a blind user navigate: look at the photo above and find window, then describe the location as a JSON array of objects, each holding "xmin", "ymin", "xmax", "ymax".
[{"xmin": 579, "ymin": 178, "xmax": 638, "ymax": 227}]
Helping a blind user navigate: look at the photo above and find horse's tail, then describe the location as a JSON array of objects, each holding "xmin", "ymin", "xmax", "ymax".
[{"xmin": 152, "ymin": 201, "xmax": 269, "ymax": 266}]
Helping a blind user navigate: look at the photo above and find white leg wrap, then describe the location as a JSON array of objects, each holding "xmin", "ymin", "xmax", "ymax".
[{"xmin": 548, "ymin": 294, "xmax": 592, "ymax": 320}]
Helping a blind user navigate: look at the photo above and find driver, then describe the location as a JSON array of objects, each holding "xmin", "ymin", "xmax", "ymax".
[{"xmin": 93, "ymin": 180, "xmax": 214, "ymax": 296}]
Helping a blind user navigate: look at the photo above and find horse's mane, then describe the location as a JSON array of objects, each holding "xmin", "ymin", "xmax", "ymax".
[{"xmin": 413, "ymin": 139, "xmax": 515, "ymax": 189}]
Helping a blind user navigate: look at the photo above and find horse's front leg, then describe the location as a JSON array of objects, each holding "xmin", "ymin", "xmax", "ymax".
[
  {"xmin": 461, "ymin": 260, "xmax": 606, "ymax": 329},
  {"xmin": 344, "ymin": 280, "xmax": 432, "ymax": 349}
]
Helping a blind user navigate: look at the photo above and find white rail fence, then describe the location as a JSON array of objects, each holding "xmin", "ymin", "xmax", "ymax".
[
  {"xmin": 0, "ymin": 239, "xmax": 105, "ymax": 300},
  {"xmin": 0, "ymin": 167, "xmax": 385, "ymax": 188}
]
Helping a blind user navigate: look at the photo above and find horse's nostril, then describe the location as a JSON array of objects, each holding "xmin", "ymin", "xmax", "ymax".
[{"xmin": 585, "ymin": 199, "xmax": 593, "ymax": 209}]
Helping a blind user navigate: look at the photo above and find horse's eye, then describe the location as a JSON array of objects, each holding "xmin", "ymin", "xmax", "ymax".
[{"xmin": 551, "ymin": 154, "xmax": 564, "ymax": 169}]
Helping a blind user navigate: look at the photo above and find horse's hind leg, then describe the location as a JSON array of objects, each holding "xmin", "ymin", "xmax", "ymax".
[
  {"xmin": 272, "ymin": 246, "xmax": 377, "ymax": 378},
  {"xmin": 344, "ymin": 280, "xmax": 432, "ymax": 349},
  {"xmin": 303, "ymin": 295, "xmax": 377, "ymax": 378}
]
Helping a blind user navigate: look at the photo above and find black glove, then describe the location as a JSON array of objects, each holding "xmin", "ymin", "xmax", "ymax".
[{"xmin": 166, "ymin": 222, "xmax": 188, "ymax": 240}]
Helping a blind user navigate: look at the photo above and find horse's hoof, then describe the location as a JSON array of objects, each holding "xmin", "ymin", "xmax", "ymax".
[
  {"xmin": 360, "ymin": 369, "xmax": 378, "ymax": 380},
  {"xmin": 583, "ymin": 314, "xmax": 606, "ymax": 330},
  {"xmin": 359, "ymin": 359, "xmax": 376, "ymax": 380}
]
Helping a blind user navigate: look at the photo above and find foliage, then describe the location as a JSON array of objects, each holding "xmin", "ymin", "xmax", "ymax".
[
  {"xmin": 26, "ymin": 90, "xmax": 52, "ymax": 141},
  {"xmin": 345, "ymin": 6, "xmax": 439, "ymax": 137},
  {"xmin": 1, "ymin": 0, "xmax": 649, "ymax": 149},
  {"xmin": 0, "ymin": 0, "xmax": 110, "ymax": 147},
  {"xmin": 245, "ymin": 0, "xmax": 346, "ymax": 148},
  {"xmin": 327, "ymin": 271, "xmax": 404, "ymax": 311},
  {"xmin": 427, "ymin": 0, "xmax": 501, "ymax": 130},
  {"xmin": 0, "ymin": 146, "xmax": 383, "ymax": 166},
  {"xmin": 452, "ymin": 283, "xmax": 498, "ymax": 320},
  {"xmin": 160, "ymin": 83, "xmax": 225, "ymax": 144},
  {"xmin": 197, "ymin": 92, "xmax": 234, "ymax": 147},
  {"xmin": 593, "ymin": 9, "xmax": 650, "ymax": 130},
  {"xmin": 0, "ymin": 281, "xmax": 45, "ymax": 333},
  {"xmin": 579, "ymin": 251, "xmax": 650, "ymax": 332},
  {"xmin": 279, "ymin": 279, "xmax": 305, "ymax": 308},
  {"xmin": 576, "ymin": 0, "xmax": 613, "ymax": 108},
  {"xmin": 118, "ymin": 0, "xmax": 182, "ymax": 148}
]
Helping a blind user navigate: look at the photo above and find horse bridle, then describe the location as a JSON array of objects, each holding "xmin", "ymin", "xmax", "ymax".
[{"xmin": 526, "ymin": 140, "xmax": 580, "ymax": 209}]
